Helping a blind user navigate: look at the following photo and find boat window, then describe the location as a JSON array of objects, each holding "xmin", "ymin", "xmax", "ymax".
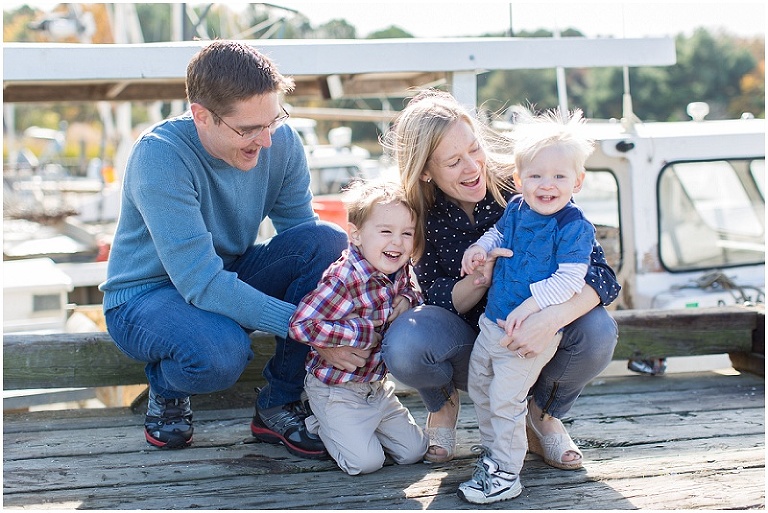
[
  {"xmin": 575, "ymin": 169, "xmax": 621, "ymax": 271},
  {"xmin": 32, "ymin": 294, "xmax": 61, "ymax": 313},
  {"xmin": 658, "ymin": 159, "xmax": 765, "ymax": 272}
]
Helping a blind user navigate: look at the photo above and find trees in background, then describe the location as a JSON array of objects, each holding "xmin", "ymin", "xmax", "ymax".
[{"xmin": 477, "ymin": 28, "xmax": 764, "ymax": 121}]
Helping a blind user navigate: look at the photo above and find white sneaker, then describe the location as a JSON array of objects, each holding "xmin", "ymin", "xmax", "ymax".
[{"xmin": 457, "ymin": 445, "xmax": 522, "ymax": 504}]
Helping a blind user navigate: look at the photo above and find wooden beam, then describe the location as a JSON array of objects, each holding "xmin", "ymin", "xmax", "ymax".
[
  {"xmin": 609, "ymin": 305, "xmax": 760, "ymax": 359},
  {"xmin": 3, "ymin": 305, "xmax": 763, "ymax": 391},
  {"xmin": 2, "ymin": 331, "xmax": 272, "ymax": 390}
]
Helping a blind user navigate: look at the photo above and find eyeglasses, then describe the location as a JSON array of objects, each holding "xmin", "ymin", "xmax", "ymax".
[{"xmin": 209, "ymin": 105, "xmax": 290, "ymax": 141}]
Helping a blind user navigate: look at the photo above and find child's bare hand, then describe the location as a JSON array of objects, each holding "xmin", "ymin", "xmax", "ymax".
[
  {"xmin": 498, "ymin": 298, "xmax": 541, "ymax": 352},
  {"xmin": 461, "ymin": 245, "xmax": 487, "ymax": 276},
  {"xmin": 387, "ymin": 295, "xmax": 411, "ymax": 323},
  {"xmin": 504, "ymin": 310, "xmax": 529, "ymax": 334}
]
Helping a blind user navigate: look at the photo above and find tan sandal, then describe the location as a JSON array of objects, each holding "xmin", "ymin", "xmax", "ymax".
[
  {"xmin": 423, "ymin": 393, "xmax": 460, "ymax": 463},
  {"xmin": 526, "ymin": 411, "xmax": 583, "ymax": 470}
]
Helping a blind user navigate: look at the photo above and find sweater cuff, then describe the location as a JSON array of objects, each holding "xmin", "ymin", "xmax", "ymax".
[{"xmin": 258, "ymin": 297, "xmax": 296, "ymax": 339}]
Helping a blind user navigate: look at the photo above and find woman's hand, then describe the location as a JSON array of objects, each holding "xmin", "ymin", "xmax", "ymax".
[
  {"xmin": 501, "ymin": 286, "xmax": 599, "ymax": 356},
  {"xmin": 452, "ymin": 247, "xmax": 513, "ymax": 314},
  {"xmin": 499, "ymin": 306, "xmax": 560, "ymax": 356},
  {"xmin": 472, "ymin": 247, "xmax": 513, "ymax": 286}
]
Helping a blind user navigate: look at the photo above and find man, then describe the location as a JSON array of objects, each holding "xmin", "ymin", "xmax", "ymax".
[{"xmin": 99, "ymin": 40, "xmax": 347, "ymax": 459}]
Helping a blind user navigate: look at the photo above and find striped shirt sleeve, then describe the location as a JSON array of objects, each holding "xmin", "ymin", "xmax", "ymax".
[{"xmin": 529, "ymin": 262, "xmax": 588, "ymax": 309}]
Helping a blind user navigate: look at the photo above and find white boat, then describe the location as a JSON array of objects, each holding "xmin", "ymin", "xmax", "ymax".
[
  {"xmin": 589, "ymin": 113, "xmax": 763, "ymax": 310},
  {"xmin": 288, "ymin": 117, "xmax": 388, "ymax": 195}
]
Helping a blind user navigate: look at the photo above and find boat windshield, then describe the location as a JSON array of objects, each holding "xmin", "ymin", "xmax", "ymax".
[
  {"xmin": 658, "ymin": 158, "xmax": 765, "ymax": 272},
  {"xmin": 574, "ymin": 170, "xmax": 622, "ymax": 271}
]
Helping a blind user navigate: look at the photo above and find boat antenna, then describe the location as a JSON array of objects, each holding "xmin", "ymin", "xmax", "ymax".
[
  {"xmin": 619, "ymin": 5, "xmax": 639, "ymax": 132},
  {"xmin": 554, "ymin": 25, "xmax": 568, "ymax": 116},
  {"xmin": 621, "ymin": 66, "xmax": 638, "ymax": 132}
]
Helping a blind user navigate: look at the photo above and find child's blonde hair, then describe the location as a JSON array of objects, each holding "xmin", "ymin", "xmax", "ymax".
[
  {"xmin": 342, "ymin": 179, "xmax": 424, "ymax": 262},
  {"xmin": 511, "ymin": 108, "xmax": 595, "ymax": 174}
]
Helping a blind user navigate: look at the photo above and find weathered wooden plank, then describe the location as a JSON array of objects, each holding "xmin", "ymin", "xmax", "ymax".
[
  {"xmin": 10, "ymin": 401, "xmax": 761, "ymax": 462},
  {"xmin": 3, "ymin": 425, "xmax": 763, "ymax": 495},
  {"xmin": 609, "ymin": 305, "xmax": 759, "ymax": 359},
  {"xmin": 2, "ymin": 331, "xmax": 276, "ymax": 390},
  {"xmin": 2, "ymin": 443, "xmax": 338, "ymax": 493},
  {"xmin": 6, "ymin": 471, "xmax": 762, "ymax": 511},
  {"xmin": 5, "ymin": 472, "xmax": 763, "ymax": 511},
  {"xmin": 580, "ymin": 368, "xmax": 766, "ymax": 396},
  {"xmin": 3, "ymin": 438, "xmax": 763, "ymax": 510},
  {"xmin": 4, "ymin": 306, "xmax": 764, "ymax": 390},
  {"xmin": 728, "ymin": 307, "xmax": 766, "ymax": 375},
  {"xmin": 3, "ymin": 371, "xmax": 764, "ymax": 510},
  {"xmin": 3, "ymin": 371, "xmax": 761, "ymax": 433},
  {"xmin": 729, "ymin": 351, "xmax": 766, "ymax": 377}
]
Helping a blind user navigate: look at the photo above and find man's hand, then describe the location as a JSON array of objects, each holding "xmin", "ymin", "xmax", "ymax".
[
  {"xmin": 315, "ymin": 345, "xmax": 373, "ymax": 372},
  {"xmin": 313, "ymin": 318, "xmax": 382, "ymax": 371}
]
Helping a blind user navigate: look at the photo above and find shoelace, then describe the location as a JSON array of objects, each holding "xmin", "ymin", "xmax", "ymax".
[
  {"xmin": 288, "ymin": 398, "xmax": 311, "ymax": 419},
  {"xmin": 161, "ymin": 399, "xmax": 187, "ymax": 422},
  {"xmin": 469, "ymin": 444, "xmax": 494, "ymax": 492},
  {"xmin": 264, "ymin": 404, "xmax": 306, "ymax": 432},
  {"xmin": 149, "ymin": 396, "xmax": 191, "ymax": 424}
]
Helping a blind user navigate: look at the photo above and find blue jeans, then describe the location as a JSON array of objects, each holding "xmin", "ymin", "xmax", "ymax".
[
  {"xmin": 382, "ymin": 304, "xmax": 618, "ymax": 418},
  {"xmin": 105, "ymin": 221, "xmax": 347, "ymax": 409}
]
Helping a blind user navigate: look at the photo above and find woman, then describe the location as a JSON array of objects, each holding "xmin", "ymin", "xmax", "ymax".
[{"xmin": 380, "ymin": 89, "xmax": 620, "ymax": 467}]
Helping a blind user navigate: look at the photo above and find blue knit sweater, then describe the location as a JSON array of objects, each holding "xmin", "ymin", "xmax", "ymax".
[{"xmin": 100, "ymin": 113, "xmax": 317, "ymax": 337}]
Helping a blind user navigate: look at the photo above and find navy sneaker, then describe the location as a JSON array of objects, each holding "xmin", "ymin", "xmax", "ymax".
[
  {"xmin": 144, "ymin": 389, "xmax": 193, "ymax": 449},
  {"xmin": 250, "ymin": 389, "xmax": 327, "ymax": 459},
  {"xmin": 628, "ymin": 357, "xmax": 667, "ymax": 376}
]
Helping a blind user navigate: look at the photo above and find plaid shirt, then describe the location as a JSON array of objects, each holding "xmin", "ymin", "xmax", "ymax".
[{"xmin": 289, "ymin": 244, "xmax": 423, "ymax": 384}]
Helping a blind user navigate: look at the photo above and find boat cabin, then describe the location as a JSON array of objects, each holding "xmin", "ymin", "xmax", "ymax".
[{"xmin": 568, "ymin": 115, "xmax": 763, "ymax": 310}]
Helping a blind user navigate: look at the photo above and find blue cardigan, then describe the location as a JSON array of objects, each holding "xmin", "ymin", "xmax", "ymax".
[{"xmin": 100, "ymin": 113, "xmax": 317, "ymax": 337}]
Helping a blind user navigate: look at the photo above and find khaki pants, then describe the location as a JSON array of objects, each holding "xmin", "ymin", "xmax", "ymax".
[
  {"xmin": 468, "ymin": 314, "xmax": 561, "ymax": 474},
  {"xmin": 305, "ymin": 373, "xmax": 428, "ymax": 475}
]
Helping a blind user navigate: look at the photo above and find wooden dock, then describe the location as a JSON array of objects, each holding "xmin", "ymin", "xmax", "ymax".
[
  {"xmin": 4, "ymin": 305, "xmax": 764, "ymax": 509},
  {"xmin": 3, "ymin": 368, "xmax": 764, "ymax": 510}
]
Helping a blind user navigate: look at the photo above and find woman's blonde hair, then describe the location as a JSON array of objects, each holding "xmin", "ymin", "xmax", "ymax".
[
  {"xmin": 342, "ymin": 179, "xmax": 424, "ymax": 262},
  {"xmin": 381, "ymin": 89, "xmax": 515, "ymax": 242}
]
